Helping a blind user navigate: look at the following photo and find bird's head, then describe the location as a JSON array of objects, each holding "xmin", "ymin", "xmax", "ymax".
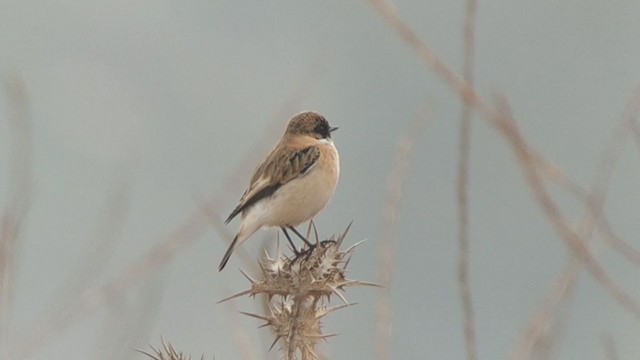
[{"xmin": 285, "ymin": 111, "xmax": 338, "ymax": 140}]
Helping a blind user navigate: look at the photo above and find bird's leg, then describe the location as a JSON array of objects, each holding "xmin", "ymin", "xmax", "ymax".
[
  {"xmin": 287, "ymin": 225, "xmax": 314, "ymax": 248},
  {"xmin": 280, "ymin": 227, "xmax": 299, "ymax": 254}
]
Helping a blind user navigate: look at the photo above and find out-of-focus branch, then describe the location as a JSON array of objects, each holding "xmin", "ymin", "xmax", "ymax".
[
  {"xmin": 367, "ymin": 0, "xmax": 482, "ymax": 114},
  {"xmin": 597, "ymin": 87, "xmax": 640, "ymax": 266},
  {"xmin": 598, "ymin": 216, "xmax": 640, "ymax": 267},
  {"xmin": 602, "ymin": 334, "xmax": 619, "ymax": 360},
  {"xmin": 457, "ymin": 1, "xmax": 478, "ymax": 359},
  {"xmin": 0, "ymin": 74, "xmax": 34, "ymax": 358},
  {"xmin": 495, "ymin": 98, "xmax": 640, "ymax": 317},
  {"xmin": 376, "ymin": 113, "xmax": 429, "ymax": 360},
  {"xmin": 510, "ymin": 90, "xmax": 640, "ymax": 360},
  {"xmin": 367, "ymin": 0, "xmax": 640, "ymax": 321}
]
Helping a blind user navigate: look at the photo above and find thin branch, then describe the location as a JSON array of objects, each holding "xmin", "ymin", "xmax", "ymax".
[
  {"xmin": 457, "ymin": 0, "xmax": 479, "ymax": 359},
  {"xmin": 376, "ymin": 112, "xmax": 430, "ymax": 360}
]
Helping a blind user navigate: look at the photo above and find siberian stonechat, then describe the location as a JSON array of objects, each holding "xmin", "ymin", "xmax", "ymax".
[{"xmin": 219, "ymin": 111, "xmax": 340, "ymax": 271}]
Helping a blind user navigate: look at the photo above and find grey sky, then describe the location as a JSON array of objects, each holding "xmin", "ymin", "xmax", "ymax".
[{"xmin": 1, "ymin": 0, "xmax": 640, "ymax": 359}]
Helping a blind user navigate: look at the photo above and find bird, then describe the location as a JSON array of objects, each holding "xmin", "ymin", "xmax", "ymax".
[{"xmin": 219, "ymin": 111, "xmax": 340, "ymax": 271}]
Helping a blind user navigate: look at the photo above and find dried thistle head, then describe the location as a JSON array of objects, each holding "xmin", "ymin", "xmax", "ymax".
[{"xmin": 221, "ymin": 223, "xmax": 376, "ymax": 360}]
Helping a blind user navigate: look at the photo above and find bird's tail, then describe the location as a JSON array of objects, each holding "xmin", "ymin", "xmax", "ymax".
[{"xmin": 218, "ymin": 234, "xmax": 238, "ymax": 271}]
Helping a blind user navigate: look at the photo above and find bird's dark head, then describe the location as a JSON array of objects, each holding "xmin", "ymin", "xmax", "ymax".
[{"xmin": 285, "ymin": 111, "xmax": 338, "ymax": 140}]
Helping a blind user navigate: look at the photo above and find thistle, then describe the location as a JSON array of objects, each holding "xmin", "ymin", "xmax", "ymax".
[{"xmin": 220, "ymin": 222, "xmax": 376, "ymax": 360}]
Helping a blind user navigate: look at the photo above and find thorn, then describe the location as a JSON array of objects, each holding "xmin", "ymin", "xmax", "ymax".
[
  {"xmin": 336, "ymin": 220, "xmax": 354, "ymax": 247},
  {"xmin": 330, "ymin": 286, "xmax": 350, "ymax": 305},
  {"xmin": 258, "ymin": 261, "xmax": 269, "ymax": 278},
  {"xmin": 311, "ymin": 219, "xmax": 320, "ymax": 245},
  {"xmin": 239, "ymin": 269, "xmax": 257, "ymax": 284},
  {"xmin": 317, "ymin": 303, "xmax": 354, "ymax": 318},
  {"xmin": 239, "ymin": 311, "xmax": 271, "ymax": 322},
  {"xmin": 344, "ymin": 239, "xmax": 367, "ymax": 253},
  {"xmin": 133, "ymin": 348, "xmax": 159, "ymax": 360},
  {"xmin": 217, "ymin": 289, "xmax": 252, "ymax": 303},
  {"xmin": 306, "ymin": 220, "xmax": 313, "ymax": 240},
  {"xmin": 344, "ymin": 280, "xmax": 383, "ymax": 288},
  {"xmin": 343, "ymin": 255, "xmax": 352, "ymax": 269},
  {"xmin": 269, "ymin": 336, "xmax": 281, "ymax": 351}
]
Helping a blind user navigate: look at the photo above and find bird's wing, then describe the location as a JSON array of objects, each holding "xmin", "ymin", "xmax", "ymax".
[{"xmin": 224, "ymin": 145, "xmax": 320, "ymax": 224}]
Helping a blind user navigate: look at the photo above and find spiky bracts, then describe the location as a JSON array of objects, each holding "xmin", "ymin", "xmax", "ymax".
[
  {"xmin": 220, "ymin": 223, "xmax": 375, "ymax": 360},
  {"xmin": 138, "ymin": 339, "xmax": 206, "ymax": 360}
]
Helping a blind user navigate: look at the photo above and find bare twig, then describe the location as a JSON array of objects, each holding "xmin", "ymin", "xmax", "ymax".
[
  {"xmin": 531, "ymin": 150, "xmax": 589, "ymax": 201},
  {"xmin": 0, "ymin": 75, "xmax": 34, "ymax": 357},
  {"xmin": 376, "ymin": 113, "xmax": 430, "ymax": 360},
  {"xmin": 457, "ymin": 1, "xmax": 479, "ymax": 359}
]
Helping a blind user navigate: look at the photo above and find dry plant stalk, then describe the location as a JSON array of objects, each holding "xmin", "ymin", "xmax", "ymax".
[{"xmin": 221, "ymin": 223, "xmax": 374, "ymax": 360}]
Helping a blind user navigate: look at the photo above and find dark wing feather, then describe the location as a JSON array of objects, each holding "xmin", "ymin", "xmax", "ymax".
[{"xmin": 225, "ymin": 145, "xmax": 320, "ymax": 224}]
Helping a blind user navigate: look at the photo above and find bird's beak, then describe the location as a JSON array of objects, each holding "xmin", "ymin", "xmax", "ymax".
[{"xmin": 329, "ymin": 126, "xmax": 339, "ymax": 133}]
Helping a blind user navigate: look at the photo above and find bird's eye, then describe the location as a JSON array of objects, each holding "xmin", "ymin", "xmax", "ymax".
[{"xmin": 314, "ymin": 123, "xmax": 327, "ymax": 135}]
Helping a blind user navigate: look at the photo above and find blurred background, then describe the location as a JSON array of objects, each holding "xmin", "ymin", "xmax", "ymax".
[{"xmin": 1, "ymin": 0, "xmax": 640, "ymax": 359}]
